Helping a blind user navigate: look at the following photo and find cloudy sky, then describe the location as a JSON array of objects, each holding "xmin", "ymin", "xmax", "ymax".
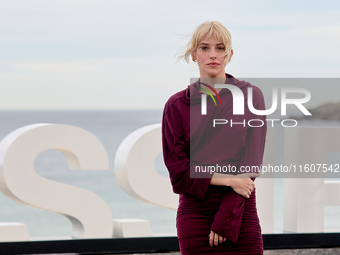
[{"xmin": 1, "ymin": 0, "xmax": 339, "ymax": 110}]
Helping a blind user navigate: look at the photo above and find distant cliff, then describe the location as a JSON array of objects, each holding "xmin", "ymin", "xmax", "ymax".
[{"xmin": 292, "ymin": 103, "xmax": 340, "ymax": 120}]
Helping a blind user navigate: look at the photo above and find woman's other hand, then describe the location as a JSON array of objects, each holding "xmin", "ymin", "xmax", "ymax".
[{"xmin": 209, "ymin": 230, "xmax": 227, "ymax": 246}]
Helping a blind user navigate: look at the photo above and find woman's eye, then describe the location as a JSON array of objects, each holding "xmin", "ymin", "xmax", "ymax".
[
  {"xmin": 217, "ymin": 47, "xmax": 225, "ymax": 51},
  {"xmin": 200, "ymin": 46, "xmax": 208, "ymax": 51}
]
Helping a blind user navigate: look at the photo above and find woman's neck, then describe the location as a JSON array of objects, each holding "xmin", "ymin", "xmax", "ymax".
[{"xmin": 199, "ymin": 77, "xmax": 226, "ymax": 93}]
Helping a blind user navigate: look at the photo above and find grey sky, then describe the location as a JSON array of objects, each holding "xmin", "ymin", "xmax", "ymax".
[{"xmin": 1, "ymin": 0, "xmax": 339, "ymax": 110}]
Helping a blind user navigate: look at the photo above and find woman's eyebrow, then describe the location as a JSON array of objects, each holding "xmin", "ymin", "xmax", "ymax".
[{"xmin": 198, "ymin": 42, "xmax": 224, "ymax": 46}]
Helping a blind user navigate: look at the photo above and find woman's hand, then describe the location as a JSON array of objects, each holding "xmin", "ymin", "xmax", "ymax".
[
  {"xmin": 209, "ymin": 230, "xmax": 226, "ymax": 246},
  {"xmin": 210, "ymin": 173, "xmax": 258, "ymax": 198},
  {"xmin": 227, "ymin": 173, "xmax": 256, "ymax": 198}
]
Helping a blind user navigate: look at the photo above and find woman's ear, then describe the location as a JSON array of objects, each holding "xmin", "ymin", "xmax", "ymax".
[
  {"xmin": 191, "ymin": 52, "xmax": 196, "ymax": 62},
  {"xmin": 226, "ymin": 49, "xmax": 234, "ymax": 63}
]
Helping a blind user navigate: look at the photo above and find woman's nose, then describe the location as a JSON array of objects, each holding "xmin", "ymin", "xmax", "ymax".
[{"xmin": 209, "ymin": 49, "xmax": 217, "ymax": 59}]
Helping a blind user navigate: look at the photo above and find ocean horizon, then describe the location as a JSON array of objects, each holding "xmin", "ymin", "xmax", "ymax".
[{"xmin": 0, "ymin": 110, "xmax": 339, "ymax": 239}]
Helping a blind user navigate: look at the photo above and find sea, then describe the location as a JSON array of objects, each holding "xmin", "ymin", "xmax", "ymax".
[{"xmin": 0, "ymin": 110, "xmax": 339, "ymax": 239}]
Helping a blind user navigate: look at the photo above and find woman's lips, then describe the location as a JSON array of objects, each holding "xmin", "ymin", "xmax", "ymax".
[{"xmin": 207, "ymin": 62, "xmax": 219, "ymax": 67}]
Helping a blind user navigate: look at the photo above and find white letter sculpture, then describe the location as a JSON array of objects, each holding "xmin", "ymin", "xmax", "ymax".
[
  {"xmin": 0, "ymin": 124, "xmax": 113, "ymax": 239},
  {"xmin": 284, "ymin": 127, "xmax": 340, "ymax": 232}
]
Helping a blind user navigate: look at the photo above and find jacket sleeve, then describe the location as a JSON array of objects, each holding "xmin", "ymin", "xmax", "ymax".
[
  {"xmin": 162, "ymin": 101, "xmax": 212, "ymax": 201},
  {"xmin": 211, "ymin": 86, "xmax": 267, "ymax": 242}
]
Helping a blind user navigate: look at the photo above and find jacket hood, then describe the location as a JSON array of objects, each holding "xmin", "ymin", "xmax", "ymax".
[{"xmin": 183, "ymin": 73, "xmax": 250, "ymax": 104}]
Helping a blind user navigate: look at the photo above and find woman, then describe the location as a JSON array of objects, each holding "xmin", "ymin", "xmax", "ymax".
[{"xmin": 162, "ymin": 21, "xmax": 267, "ymax": 254}]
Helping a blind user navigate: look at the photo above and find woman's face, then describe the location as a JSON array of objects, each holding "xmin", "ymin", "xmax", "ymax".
[{"xmin": 192, "ymin": 35, "xmax": 232, "ymax": 79}]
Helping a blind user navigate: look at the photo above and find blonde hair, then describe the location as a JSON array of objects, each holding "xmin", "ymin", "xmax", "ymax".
[{"xmin": 178, "ymin": 21, "xmax": 233, "ymax": 64}]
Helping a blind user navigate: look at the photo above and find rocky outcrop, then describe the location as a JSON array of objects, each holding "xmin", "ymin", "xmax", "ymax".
[{"xmin": 291, "ymin": 102, "xmax": 340, "ymax": 121}]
